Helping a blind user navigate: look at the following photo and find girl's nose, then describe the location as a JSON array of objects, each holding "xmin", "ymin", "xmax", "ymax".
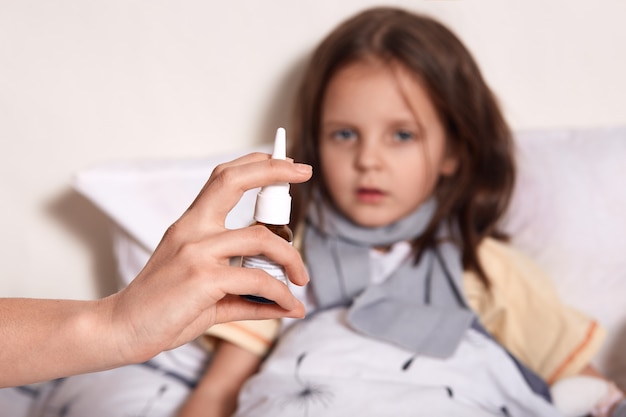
[{"xmin": 355, "ymin": 139, "xmax": 382, "ymax": 170}]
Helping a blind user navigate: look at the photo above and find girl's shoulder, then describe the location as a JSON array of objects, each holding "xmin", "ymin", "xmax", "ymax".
[
  {"xmin": 463, "ymin": 237, "xmax": 560, "ymax": 316},
  {"xmin": 464, "ymin": 238, "xmax": 605, "ymax": 382},
  {"xmin": 470, "ymin": 237, "xmax": 556, "ymax": 292}
]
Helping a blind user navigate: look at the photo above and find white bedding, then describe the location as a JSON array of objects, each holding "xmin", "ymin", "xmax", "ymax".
[{"xmin": 235, "ymin": 308, "xmax": 560, "ymax": 417}]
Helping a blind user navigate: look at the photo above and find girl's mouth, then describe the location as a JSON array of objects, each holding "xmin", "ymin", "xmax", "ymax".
[{"xmin": 356, "ymin": 187, "xmax": 386, "ymax": 203}]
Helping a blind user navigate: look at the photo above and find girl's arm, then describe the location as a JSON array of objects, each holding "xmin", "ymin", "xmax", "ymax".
[{"xmin": 177, "ymin": 340, "xmax": 262, "ymax": 417}]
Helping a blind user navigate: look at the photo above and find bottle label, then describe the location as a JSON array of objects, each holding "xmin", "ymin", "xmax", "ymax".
[{"xmin": 241, "ymin": 255, "xmax": 288, "ymax": 285}]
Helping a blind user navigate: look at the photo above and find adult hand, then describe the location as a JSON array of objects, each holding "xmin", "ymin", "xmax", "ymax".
[
  {"xmin": 107, "ymin": 152, "xmax": 312, "ymax": 363},
  {"xmin": 0, "ymin": 152, "xmax": 312, "ymax": 388}
]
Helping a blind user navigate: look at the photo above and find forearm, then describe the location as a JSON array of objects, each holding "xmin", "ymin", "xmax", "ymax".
[
  {"xmin": 177, "ymin": 341, "xmax": 262, "ymax": 417},
  {"xmin": 0, "ymin": 297, "xmax": 125, "ymax": 387}
]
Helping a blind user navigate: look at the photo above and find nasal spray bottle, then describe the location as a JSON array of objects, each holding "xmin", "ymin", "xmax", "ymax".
[{"xmin": 241, "ymin": 127, "xmax": 293, "ymax": 304}]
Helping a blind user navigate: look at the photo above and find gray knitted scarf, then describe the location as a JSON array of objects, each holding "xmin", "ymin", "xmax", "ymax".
[{"xmin": 303, "ymin": 198, "xmax": 475, "ymax": 358}]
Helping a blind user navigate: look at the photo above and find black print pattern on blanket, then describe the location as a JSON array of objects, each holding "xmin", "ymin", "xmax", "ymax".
[
  {"xmin": 130, "ymin": 384, "xmax": 169, "ymax": 417},
  {"xmin": 233, "ymin": 308, "xmax": 563, "ymax": 417},
  {"xmin": 279, "ymin": 352, "xmax": 334, "ymax": 415}
]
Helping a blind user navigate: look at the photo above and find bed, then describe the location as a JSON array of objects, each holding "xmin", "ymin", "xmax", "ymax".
[{"xmin": 71, "ymin": 125, "xmax": 626, "ymax": 416}]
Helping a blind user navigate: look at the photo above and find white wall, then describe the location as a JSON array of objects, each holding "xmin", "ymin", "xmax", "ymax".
[{"xmin": 1, "ymin": 0, "xmax": 625, "ymax": 300}]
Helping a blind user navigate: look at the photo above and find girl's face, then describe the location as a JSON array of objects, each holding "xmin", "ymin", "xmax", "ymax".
[{"xmin": 319, "ymin": 59, "xmax": 457, "ymax": 228}]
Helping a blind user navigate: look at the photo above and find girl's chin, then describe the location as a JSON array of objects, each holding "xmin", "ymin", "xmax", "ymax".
[{"xmin": 348, "ymin": 212, "xmax": 400, "ymax": 229}]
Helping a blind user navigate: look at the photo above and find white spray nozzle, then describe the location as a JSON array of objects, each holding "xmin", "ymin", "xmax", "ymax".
[
  {"xmin": 272, "ymin": 127, "xmax": 286, "ymax": 160},
  {"xmin": 253, "ymin": 127, "xmax": 292, "ymax": 225}
]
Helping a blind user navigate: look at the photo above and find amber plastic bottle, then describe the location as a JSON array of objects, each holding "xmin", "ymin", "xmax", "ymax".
[{"xmin": 241, "ymin": 128, "xmax": 293, "ymax": 304}]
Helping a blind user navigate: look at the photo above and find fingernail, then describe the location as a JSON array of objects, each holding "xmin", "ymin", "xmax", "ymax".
[{"xmin": 294, "ymin": 163, "xmax": 312, "ymax": 173}]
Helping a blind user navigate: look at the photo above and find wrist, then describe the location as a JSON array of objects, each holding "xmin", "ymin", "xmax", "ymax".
[
  {"xmin": 94, "ymin": 293, "xmax": 159, "ymax": 366},
  {"xmin": 69, "ymin": 297, "xmax": 132, "ymax": 369}
]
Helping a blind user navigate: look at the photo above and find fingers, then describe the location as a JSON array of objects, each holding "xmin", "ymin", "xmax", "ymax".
[
  {"xmin": 205, "ymin": 225, "xmax": 309, "ymax": 286},
  {"xmin": 214, "ymin": 294, "xmax": 306, "ymax": 324},
  {"xmin": 153, "ymin": 151, "xmax": 312, "ymax": 333},
  {"xmin": 186, "ymin": 153, "xmax": 312, "ymax": 227},
  {"xmin": 212, "ymin": 266, "xmax": 306, "ymax": 317}
]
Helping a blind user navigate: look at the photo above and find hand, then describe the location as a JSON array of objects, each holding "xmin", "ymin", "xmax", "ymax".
[{"xmin": 105, "ymin": 152, "xmax": 312, "ymax": 363}]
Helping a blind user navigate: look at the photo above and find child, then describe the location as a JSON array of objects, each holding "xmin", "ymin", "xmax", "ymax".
[{"xmin": 181, "ymin": 6, "xmax": 625, "ymax": 417}]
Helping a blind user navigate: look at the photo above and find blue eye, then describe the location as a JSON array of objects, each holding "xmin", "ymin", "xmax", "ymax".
[
  {"xmin": 394, "ymin": 130, "xmax": 415, "ymax": 142},
  {"xmin": 332, "ymin": 128, "xmax": 357, "ymax": 141}
]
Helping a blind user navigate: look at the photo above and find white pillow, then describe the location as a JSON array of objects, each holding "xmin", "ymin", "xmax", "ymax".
[
  {"xmin": 501, "ymin": 126, "xmax": 626, "ymax": 385},
  {"xmin": 73, "ymin": 127, "xmax": 626, "ymax": 384},
  {"xmin": 73, "ymin": 146, "xmax": 270, "ymax": 252}
]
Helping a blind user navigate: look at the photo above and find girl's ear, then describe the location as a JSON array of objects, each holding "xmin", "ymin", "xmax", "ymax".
[{"xmin": 439, "ymin": 153, "xmax": 459, "ymax": 176}]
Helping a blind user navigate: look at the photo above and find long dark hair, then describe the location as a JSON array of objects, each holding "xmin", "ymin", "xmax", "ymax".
[{"xmin": 289, "ymin": 7, "xmax": 515, "ymax": 286}]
